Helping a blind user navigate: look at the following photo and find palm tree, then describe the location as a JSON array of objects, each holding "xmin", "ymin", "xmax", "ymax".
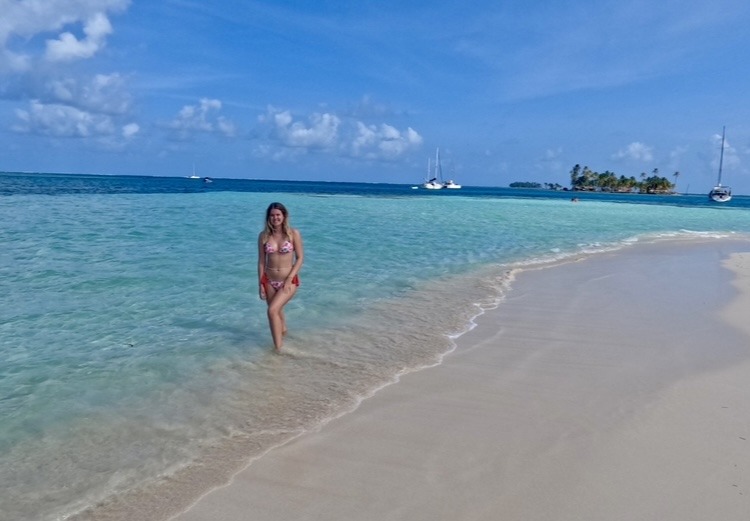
[
  {"xmin": 672, "ymin": 171, "xmax": 680, "ymax": 193},
  {"xmin": 570, "ymin": 164, "xmax": 581, "ymax": 188},
  {"xmin": 582, "ymin": 166, "xmax": 596, "ymax": 189}
]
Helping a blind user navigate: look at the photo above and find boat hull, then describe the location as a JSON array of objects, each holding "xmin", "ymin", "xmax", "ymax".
[{"xmin": 709, "ymin": 187, "xmax": 731, "ymax": 202}]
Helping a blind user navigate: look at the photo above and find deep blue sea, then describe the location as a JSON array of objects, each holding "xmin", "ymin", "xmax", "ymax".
[{"xmin": 3, "ymin": 172, "xmax": 750, "ymax": 521}]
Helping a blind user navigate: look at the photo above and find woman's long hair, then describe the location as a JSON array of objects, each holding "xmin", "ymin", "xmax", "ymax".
[{"xmin": 263, "ymin": 202, "xmax": 291, "ymax": 241}]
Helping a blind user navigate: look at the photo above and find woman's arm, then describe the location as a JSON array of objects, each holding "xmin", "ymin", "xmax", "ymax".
[
  {"xmin": 257, "ymin": 232, "xmax": 267, "ymax": 299},
  {"xmin": 285, "ymin": 228, "xmax": 304, "ymax": 283}
]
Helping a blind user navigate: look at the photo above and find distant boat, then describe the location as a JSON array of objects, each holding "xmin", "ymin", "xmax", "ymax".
[
  {"xmin": 422, "ymin": 153, "xmax": 443, "ymax": 189},
  {"xmin": 202, "ymin": 177, "xmax": 213, "ymax": 183},
  {"xmin": 422, "ymin": 178, "xmax": 443, "ymax": 189},
  {"xmin": 188, "ymin": 164, "xmax": 201, "ymax": 179},
  {"xmin": 441, "ymin": 158, "xmax": 461, "ymax": 189},
  {"xmin": 422, "ymin": 148, "xmax": 461, "ymax": 189},
  {"xmin": 708, "ymin": 126, "xmax": 732, "ymax": 203}
]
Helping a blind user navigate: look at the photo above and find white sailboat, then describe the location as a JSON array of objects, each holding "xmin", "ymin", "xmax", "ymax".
[
  {"xmin": 708, "ymin": 126, "xmax": 731, "ymax": 203},
  {"xmin": 422, "ymin": 153, "xmax": 443, "ymax": 189},
  {"xmin": 422, "ymin": 148, "xmax": 462, "ymax": 189}
]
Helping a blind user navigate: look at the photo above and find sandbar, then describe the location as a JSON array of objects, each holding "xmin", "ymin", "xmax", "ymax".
[{"xmin": 171, "ymin": 238, "xmax": 750, "ymax": 521}]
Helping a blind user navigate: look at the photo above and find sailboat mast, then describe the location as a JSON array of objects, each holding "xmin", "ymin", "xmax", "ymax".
[
  {"xmin": 435, "ymin": 147, "xmax": 442, "ymax": 182},
  {"xmin": 717, "ymin": 126, "xmax": 726, "ymax": 186}
]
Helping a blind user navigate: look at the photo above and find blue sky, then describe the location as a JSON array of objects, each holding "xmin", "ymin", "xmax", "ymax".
[{"xmin": 2, "ymin": 0, "xmax": 750, "ymax": 194}]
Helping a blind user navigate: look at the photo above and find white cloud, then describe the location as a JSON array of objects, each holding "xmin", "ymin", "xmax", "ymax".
[
  {"xmin": 711, "ymin": 131, "xmax": 740, "ymax": 171},
  {"xmin": 45, "ymin": 13, "xmax": 113, "ymax": 62},
  {"xmin": 362, "ymin": 123, "xmax": 422, "ymax": 159},
  {"xmin": 216, "ymin": 118, "xmax": 236, "ymax": 137},
  {"xmin": 260, "ymin": 106, "xmax": 422, "ymax": 160},
  {"xmin": 169, "ymin": 98, "xmax": 236, "ymax": 139},
  {"xmin": 1, "ymin": 48, "xmax": 30, "ymax": 72},
  {"xmin": 13, "ymin": 100, "xmax": 116, "ymax": 137},
  {"xmin": 613, "ymin": 142, "xmax": 654, "ymax": 162},
  {"xmin": 122, "ymin": 122, "xmax": 139, "ymax": 138},
  {"xmin": 352, "ymin": 122, "xmax": 377, "ymax": 153},
  {"xmin": 0, "ymin": 0, "xmax": 130, "ymax": 70},
  {"xmin": 1, "ymin": 2, "xmax": 136, "ymax": 147},
  {"xmin": 45, "ymin": 73, "xmax": 131, "ymax": 114},
  {"xmin": 261, "ymin": 108, "xmax": 340, "ymax": 148},
  {"xmin": 12, "ymin": 99, "xmax": 140, "ymax": 151}
]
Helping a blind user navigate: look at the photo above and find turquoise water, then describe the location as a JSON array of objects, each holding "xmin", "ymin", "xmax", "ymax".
[{"xmin": 2, "ymin": 173, "xmax": 750, "ymax": 520}]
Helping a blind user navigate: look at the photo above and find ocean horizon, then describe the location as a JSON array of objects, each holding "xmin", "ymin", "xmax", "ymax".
[{"xmin": 3, "ymin": 171, "xmax": 750, "ymax": 521}]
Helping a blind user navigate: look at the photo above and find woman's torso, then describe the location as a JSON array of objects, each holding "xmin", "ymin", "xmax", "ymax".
[{"xmin": 264, "ymin": 231, "xmax": 295, "ymax": 279}]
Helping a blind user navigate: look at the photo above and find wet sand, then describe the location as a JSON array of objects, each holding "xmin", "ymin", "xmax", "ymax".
[{"xmin": 170, "ymin": 239, "xmax": 750, "ymax": 521}]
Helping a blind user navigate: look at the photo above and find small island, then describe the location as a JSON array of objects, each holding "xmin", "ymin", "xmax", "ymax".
[
  {"xmin": 509, "ymin": 181, "xmax": 564, "ymax": 190},
  {"xmin": 511, "ymin": 164, "xmax": 679, "ymax": 194}
]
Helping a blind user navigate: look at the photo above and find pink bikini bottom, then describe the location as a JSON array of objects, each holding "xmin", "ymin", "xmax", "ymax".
[{"xmin": 262, "ymin": 273, "xmax": 300, "ymax": 291}]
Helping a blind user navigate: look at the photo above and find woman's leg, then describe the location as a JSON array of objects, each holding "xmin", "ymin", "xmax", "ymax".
[
  {"xmin": 280, "ymin": 309, "xmax": 287, "ymax": 336},
  {"xmin": 266, "ymin": 284, "xmax": 297, "ymax": 350}
]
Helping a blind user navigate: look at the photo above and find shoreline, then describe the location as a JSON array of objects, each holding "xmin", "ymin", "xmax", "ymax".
[
  {"xmin": 166, "ymin": 238, "xmax": 750, "ymax": 521},
  {"xmin": 7, "ymin": 172, "xmax": 750, "ymax": 521}
]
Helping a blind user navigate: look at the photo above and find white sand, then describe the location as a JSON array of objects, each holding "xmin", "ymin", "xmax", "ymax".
[{"xmin": 171, "ymin": 239, "xmax": 750, "ymax": 521}]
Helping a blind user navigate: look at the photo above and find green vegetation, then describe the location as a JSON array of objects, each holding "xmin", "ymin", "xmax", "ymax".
[
  {"xmin": 510, "ymin": 181, "xmax": 564, "ymax": 190},
  {"xmin": 569, "ymin": 164, "xmax": 678, "ymax": 194},
  {"xmin": 509, "ymin": 181, "xmax": 541, "ymax": 188}
]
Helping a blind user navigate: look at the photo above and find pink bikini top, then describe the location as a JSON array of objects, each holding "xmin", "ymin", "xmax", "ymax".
[{"xmin": 265, "ymin": 240, "xmax": 294, "ymax": 254}]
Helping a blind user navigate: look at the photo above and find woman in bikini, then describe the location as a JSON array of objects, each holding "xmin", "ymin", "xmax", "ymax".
[{"xmin": 258, "ymin": 202, "xmax": 304, "ymax": 350}]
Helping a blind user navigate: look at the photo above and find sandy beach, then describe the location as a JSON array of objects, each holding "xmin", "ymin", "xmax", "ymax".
[{"xmin": 170, "ymin": 238, "xmax": 750, "ymax": 521}]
